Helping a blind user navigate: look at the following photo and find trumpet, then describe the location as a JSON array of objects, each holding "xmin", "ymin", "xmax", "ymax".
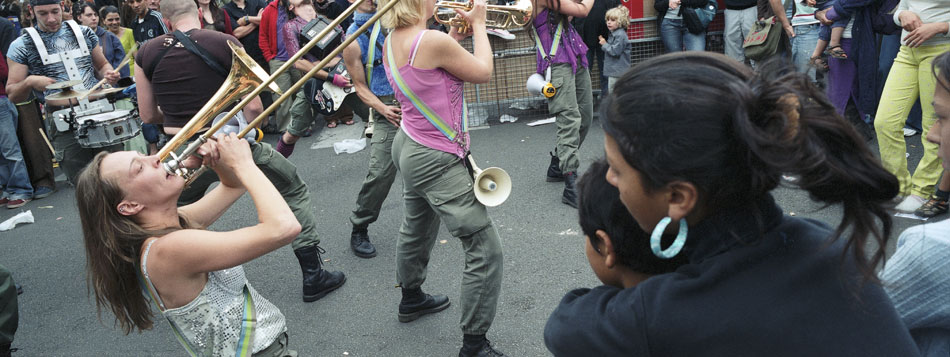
[{"xmin": 434, "ymin": 0, "xmax": 533, "ymax": 33}]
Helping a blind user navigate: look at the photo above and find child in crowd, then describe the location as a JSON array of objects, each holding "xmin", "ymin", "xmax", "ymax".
[
  {"xmin": 575, "ymin": 160, "xmax": 687, "ymax": 290},
  {"xmin": 598, "ymin": 6, "xmax": 630, "ymax": 94},
  {"xmin": 807, "ymin": 0, "xmax": 849, "ymax": 69}
]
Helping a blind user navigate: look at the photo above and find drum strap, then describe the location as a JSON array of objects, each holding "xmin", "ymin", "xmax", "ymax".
[{"xmin": 25, "ymin": 20, "xmax": 91, "ymax": 88}]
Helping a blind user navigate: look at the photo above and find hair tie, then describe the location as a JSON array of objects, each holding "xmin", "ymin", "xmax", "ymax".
[{"xmin": 777, "ymin": 93, "xmax": 800, "ymax": 140}]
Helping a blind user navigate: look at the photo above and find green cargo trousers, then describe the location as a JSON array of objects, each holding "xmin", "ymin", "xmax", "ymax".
[
  {"xmin": 391, "ymin": 130, "xmax": 504, "ymax": 335},
  {"xmin": 0, "ymin": 264, "xmax": 17, "ymax": 352},
  {"xmin": 178, "ymin": 141, "xmax": 320, "ymax": 250},
  {"xmin": 546, "ymin": 62, "xmax": 594, "ymax": 173},
  {"xmin": 349, "ymin": 96, "xmax": 399, "ymax": 229}
]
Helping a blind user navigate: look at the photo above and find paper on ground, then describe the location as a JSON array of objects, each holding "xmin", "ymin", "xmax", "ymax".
[
  {"xmin": 333, "ymin": 138, "xmax": 367, "ymax": 154},
  {"xmin": 0, "ymin": 210, "xmax": 34, "ymax": 231},
  {"xmin": 894, "ymin": 212, "xmax": 928, "ymax": 221},
  {"xmin": 527, "ymin": 117, "xmax": 556, "ymax": 127}
]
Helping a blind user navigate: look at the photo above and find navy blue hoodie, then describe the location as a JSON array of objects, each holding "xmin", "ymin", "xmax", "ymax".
[{"xmin": 545, "ymin": 195, "xmax": 918, "ymax": 356}]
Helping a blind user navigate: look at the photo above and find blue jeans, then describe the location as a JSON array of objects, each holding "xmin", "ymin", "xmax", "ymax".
[
  {"xmin": 0, "ymin": 97, "xmax": 31, "ymax": 200},
  {"xmin": 660, "ymin": 18, "xmax": 706, "ymax": 52},
  {"xmin": 791, "ymin": 23, "xmax": 820, "ymax": 82}
]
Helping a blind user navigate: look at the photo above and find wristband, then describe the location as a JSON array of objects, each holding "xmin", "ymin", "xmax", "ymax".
[{"xmin": 244, "ymin": 15, "xmax": 249, "ymax": 24}]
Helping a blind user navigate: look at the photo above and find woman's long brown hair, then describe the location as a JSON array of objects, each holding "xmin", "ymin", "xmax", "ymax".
[{"xmin": 76, "ymin": 152, "xmax": 190, "ymax": 334}]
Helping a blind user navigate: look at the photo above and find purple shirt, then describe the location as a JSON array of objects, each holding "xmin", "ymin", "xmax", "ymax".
[
  {"xmin": 385, "ymin": 31, "xmax": 469, "ymax": 158},
  {"xmin": 533, "ymin": 8, "xmax": 588, "ymax": 74},
  {"xmin": 275, "ymin": 7, "xmax": 290, "ymax": 61}
]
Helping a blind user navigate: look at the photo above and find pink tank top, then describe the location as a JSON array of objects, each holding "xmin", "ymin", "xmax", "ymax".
[{"xmin": 384, "ymin": 30, "xmax": 468, "ymax": 158}]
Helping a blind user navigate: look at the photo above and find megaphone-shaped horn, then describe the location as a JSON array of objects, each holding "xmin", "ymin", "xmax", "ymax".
[
  {"xmin": 468, "ymin": 155, "xmax": 512, "ymax": 207},
  {"xmin": 526, "ymin": 73, "xmax": 556, "ymax": 98}
]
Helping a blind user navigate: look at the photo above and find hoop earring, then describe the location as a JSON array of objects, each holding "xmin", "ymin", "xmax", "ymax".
[{"xmin": 650, "ymin": 216, "xmax": 688, "ymax": 259}]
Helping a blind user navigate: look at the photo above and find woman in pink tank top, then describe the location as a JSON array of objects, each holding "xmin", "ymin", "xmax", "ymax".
[{"xmin": 381, "ymin": 0, "xmax": 507, "ymax": 355}]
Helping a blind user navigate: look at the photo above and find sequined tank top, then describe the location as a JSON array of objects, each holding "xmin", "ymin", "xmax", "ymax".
[{"xmin": 141, "ymin": 240, "xmax": 286, "ymax": 355}]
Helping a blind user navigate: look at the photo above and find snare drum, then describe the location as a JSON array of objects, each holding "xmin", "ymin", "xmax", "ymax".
[{"xmin": 74, "ymin": 110, "xmax": 142, "ymax": 148}]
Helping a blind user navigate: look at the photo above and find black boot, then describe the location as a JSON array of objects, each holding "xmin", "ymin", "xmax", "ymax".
[
  {"xmin": 459, "ymin": 335, "xmax": 507, "ymax": 357},
  {"xmin": 398, "ymin": 287, "xmax": 450, "ymax": 322},
  {"xmin": 293, "ymin": 245, "xmax": 346, "ymax": 302},
  {"xmin": 350, "ymin": 228, "xmax": 377, "ymax": 258},
  {"xmin": 546, "ymin": 151, "xmax": 564, "ymax": 182},
  {"xmin": 562, "ymin": 171, "xmax": 578, "ymax": 208}
]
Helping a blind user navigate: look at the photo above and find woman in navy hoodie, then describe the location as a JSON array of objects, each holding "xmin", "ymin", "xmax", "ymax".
[{"xmin": 544, "ymin": 52, "xmax": 919, "ymax": 356}]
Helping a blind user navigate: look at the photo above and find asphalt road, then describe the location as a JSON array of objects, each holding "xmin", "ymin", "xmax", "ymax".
[{"xmin": 0, "ymin": 113, "xmax": 939, "ymax": 356}]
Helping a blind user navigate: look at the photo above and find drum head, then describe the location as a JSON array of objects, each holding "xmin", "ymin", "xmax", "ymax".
[{"xmin": 79, "ymin": 109, "xmax": 133, "ymax": 122}]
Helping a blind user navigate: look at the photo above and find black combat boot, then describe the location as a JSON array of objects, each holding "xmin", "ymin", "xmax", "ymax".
[
  {"xmin": 398, "ymin": 287, "xmax": 450, "ymax": 322},
  {"xmin": 293, "ymin": 245, "xmax": 346, "ymax": 302},
  {"xmin": 546, "ymin": 151, "xmax": 564, "ymax": 182},
  {"xmin": 562, "ymin": 171, "xmax": 578, "ymax": 208},
  {"xmin": 459, "ymin": 334, "xmax": 507, "ymax": 357},
  {"xmin": 350, "ymin": 228, "xmax": 377, "ymax": 258}
]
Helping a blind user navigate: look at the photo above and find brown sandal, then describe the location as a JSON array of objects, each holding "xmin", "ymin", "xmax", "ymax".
[{"xmin": 824, "ymin": 45, "xmax": 848, "ymax": 60}]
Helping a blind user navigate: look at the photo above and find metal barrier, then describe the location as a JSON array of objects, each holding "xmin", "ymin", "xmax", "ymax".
[{"xmin": 462, "ymin": 13, "xmax": 726, "ymax": 126}]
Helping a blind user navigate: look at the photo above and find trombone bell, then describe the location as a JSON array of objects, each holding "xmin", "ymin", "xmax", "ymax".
[{"xmin": 158, "ymin": 41, "xmax": 282, "ymax": 177}]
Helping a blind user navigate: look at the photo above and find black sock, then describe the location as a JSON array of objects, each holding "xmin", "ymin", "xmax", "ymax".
[
  {"xmin": 401, "ymin": 287, "xmax": 424, "ymax": 304},
  {"xmin": 462, "ymin": 334, "xmax": 486, "ymax": 351},
  {"xmin": 936, "ymin": 189, "xmax": 949, "ymax": 201},
  {"xmin": 352, "ymin": 226, "xmax": 367, "ymax": 234}
]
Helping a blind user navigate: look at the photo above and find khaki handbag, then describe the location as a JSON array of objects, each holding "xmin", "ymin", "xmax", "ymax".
[{"xmin": 742, "ymin": 16, "xmax": 782, "ymax": 61}]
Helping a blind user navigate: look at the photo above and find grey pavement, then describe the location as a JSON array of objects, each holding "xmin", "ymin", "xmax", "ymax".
[{"xmin": 0, "ymin": 113, "xmax": 941, "ymax": 356}]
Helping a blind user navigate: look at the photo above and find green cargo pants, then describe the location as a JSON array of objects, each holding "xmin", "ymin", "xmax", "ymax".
[
  {"xmin": 178, "ymin": 141, "xmax": 320, "ymax": 250},
  {"xmin": 0, "ymin": 264, "xmax": 17, "ymax": 352},
  {"xmin": 349, "ymin": 96, "xmax": 399, "ymax": 230},
  {"xmin": 546, "ymin": 62, "xmax": 593, "ymax": 173},
  {"xmin": 391, "ymin": 130, "xmax": 504, "ymax": 335}
]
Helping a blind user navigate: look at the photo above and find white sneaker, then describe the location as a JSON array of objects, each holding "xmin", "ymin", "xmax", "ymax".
[
  {"xmin": 895, "ymin": 194, "xmax": 927, "ymax": 213},
  {"xmin": 487, "ymin": 28, "xmax": 516, "ymax": 40},
  {"xmin": 903, "ymin": 127, "xmax": 919, "ymax": 137}
]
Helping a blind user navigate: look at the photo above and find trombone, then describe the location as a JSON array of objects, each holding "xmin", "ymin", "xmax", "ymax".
[{"xmin": 159, "ymin": 0, "xmax": 400, "ymax": 180}]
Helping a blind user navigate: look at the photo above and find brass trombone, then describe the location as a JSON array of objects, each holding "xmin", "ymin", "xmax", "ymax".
[{"xmin": 159, "ymin": 0, "xmax": 399, "ymax": 181}]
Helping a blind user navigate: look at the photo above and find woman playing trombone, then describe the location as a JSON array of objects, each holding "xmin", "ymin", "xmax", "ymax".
[{"xmin": 76, "ymin": 134, "xmax": 298, "ymax": 356}]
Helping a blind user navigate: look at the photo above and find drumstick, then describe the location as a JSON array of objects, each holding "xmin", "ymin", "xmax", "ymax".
[
  {"xmin": 38, "ymin": 128, "xmax": 56, "ymax": 156},
  {"xmin": 79, "ymin": 48, "xmax": 138, "ymax": 101}
]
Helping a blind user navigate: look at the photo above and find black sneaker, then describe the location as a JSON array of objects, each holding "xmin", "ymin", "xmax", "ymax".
[
  {"xmin": 459, "ymin": 339, "xmax": 507, "ymax": 357},
  {"xmin": 915, "ymin": 196, "xmax": 949, "ymax": 218},
  {"xmin": 546, "ymin": 152, "xmax": 564, "ymax": 182},
  {"xmin": 398, "ymin": 293, "xmax": 450, "ymax": 322},
  {"xmin": 350, "ymin": 230, "xmax": 377, "ymax": 258}
]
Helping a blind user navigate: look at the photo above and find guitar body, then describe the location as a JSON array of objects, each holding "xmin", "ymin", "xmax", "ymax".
[{"xmin": 305, "ymin": 60, "xmax": 354, "ymax": 116}]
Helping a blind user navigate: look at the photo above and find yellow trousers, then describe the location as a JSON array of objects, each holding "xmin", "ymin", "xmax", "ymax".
[{"xmin": 874, "ymin": 43, "xmax": 950, "ymax": 197}]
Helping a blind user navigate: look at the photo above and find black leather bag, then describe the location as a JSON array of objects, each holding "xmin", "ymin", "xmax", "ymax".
[{"xmin": 297, "ymin": 15, "xmax": 343, "ymax": 60}]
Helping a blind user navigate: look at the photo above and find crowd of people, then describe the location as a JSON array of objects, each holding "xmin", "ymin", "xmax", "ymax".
[{"xmin": 1, "ymin": 0, "xmax": 950, "ymax": 355}]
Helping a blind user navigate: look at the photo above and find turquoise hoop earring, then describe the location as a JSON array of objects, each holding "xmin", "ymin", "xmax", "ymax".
[{"xmin": 650, "ymin": 217, "xmax": 688, "ymax": 259}]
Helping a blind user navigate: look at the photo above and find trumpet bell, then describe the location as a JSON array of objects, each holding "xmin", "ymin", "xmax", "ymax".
[{"xmin": 474, "ymin": 167, "xmax": 511, "ymax": 207}]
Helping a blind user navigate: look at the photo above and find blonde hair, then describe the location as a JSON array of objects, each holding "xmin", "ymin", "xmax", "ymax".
[
  {"xmin": 379, "ymin": 0, "xmax": 425, "ymax": 28},
  {"xmin": 605, "ymin": 5, "xmax": 629, "ymax": 29}
]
